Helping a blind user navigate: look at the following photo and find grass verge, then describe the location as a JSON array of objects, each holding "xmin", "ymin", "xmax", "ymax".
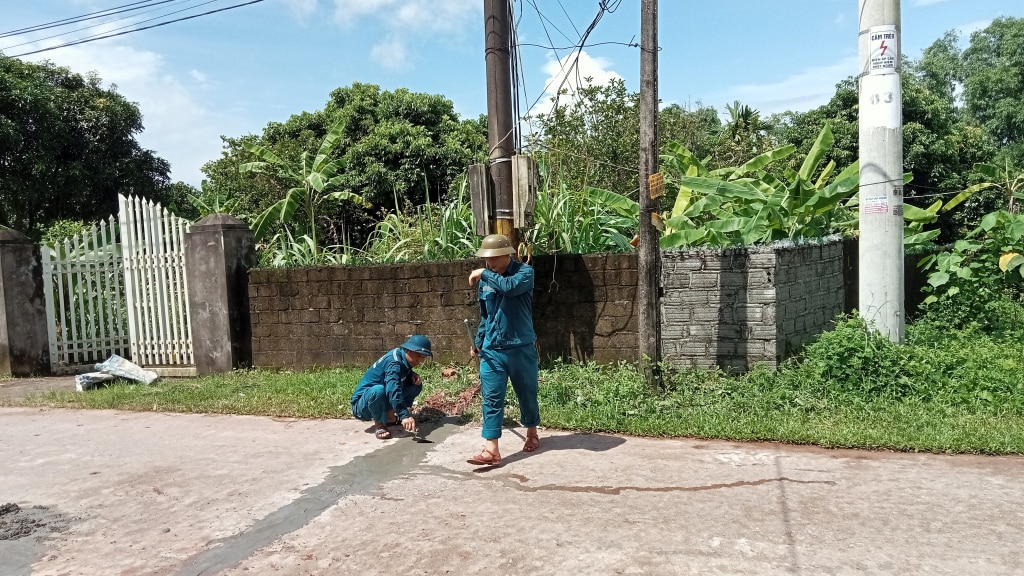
[{"xmin": 4, "ymin": 313, "xmax": 1022, "ymax": 455}]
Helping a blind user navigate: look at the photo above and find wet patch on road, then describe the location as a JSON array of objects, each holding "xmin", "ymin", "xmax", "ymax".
[
  {"xmin": 174, "ymin": 417, "xmax": 463, "ymax": 576},
  {"xmin": 0, "ymin": 502, "xmax": 74, "ymax": 576}
]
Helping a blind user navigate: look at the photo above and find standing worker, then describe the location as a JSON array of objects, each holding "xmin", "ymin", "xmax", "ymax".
[
  {"xmin": 467, "ymin": 234, "xmax": 541, "ymax": 466},
  {"xmin": 350, "ymin": 335, "xmax": 432, "ymax": 440}
]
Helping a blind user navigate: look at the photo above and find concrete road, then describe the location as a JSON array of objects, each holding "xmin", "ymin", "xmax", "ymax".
[
  {"xmin": 1, "ymin": 407, "xmax": 1022, "ymax": 575},
  {"xmin": 0, "ymin": 378, "xmax": 77, "ymax": 401}
]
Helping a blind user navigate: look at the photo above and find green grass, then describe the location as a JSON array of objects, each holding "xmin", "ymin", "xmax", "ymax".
[
  {"xmin": 1, "ymin": 364, "xmax": 480, "ymax": 419},
  {"xmin": 5, "ymin": 310, "xmax": 1024, "ymax": 455}
]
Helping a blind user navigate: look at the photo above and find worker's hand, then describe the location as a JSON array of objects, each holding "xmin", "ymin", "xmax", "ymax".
[
  {"xmin": 470, "ymin": 346, "xmax": 479, "ymax": 358},
  {"xmin": 402, "ymin": 417, "xmax": 416, "ymax": 432},
  {"xmin": 469, "ymin": 268, "xmax": 485, "ymax": 286}
]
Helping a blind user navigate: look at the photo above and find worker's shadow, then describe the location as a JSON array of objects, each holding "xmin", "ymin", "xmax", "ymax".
[{"xmin": 475, "ymin": 429, "xmax": 627, "ymax": 470}]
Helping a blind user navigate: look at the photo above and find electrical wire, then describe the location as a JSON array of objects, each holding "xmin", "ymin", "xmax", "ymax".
[
  {"xmin": 8, "ymin": 0, "xmax": 265, "ymax": 58},
  {"xmin": 518, "ymin": 40, "xmax": 639, "ymax": 51},
  {"xmin": 2, "ymin": 0, "xmax": 215, "ymax": 52},
  {"xmin": 0, "ymin": 0, "xmax": 175, "ymax": 39},
  {"xmin": 521, "ymin": 0, "xmax": 626, "ymax": 118}
]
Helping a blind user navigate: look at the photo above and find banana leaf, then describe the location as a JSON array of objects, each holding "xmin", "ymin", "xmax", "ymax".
[
  {"xmin": 676, "ymin": 176, "xmax": 765, "ymax": 201},
  {"xmin": 798, "ymin": 124, "xmax": 834, "ymax": 183}
]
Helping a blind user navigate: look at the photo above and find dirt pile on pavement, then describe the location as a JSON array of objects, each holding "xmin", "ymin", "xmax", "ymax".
[
  {"xmin": 419, "ymin": 383, "xmax": 480, "ymax": 418},
  {"xmin": 0, "ymin": 503, "xmax": 71, "ymax": 541}
]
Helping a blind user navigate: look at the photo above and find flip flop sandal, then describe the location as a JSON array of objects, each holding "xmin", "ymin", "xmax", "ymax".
[
  {"xmin": 375, "ymin": 426, "xmax": 392, "ymax": 440},
  {"xmin": 523, "ymin": 434, "xmax": 540, "ymax": 452},
  {"xmin": 467, "ymin": 448, "xmax": 501, "ymax": 466}
]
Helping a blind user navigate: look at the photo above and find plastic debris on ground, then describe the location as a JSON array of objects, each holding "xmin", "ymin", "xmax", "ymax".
[{"xmin": 75, "ymin": 354, "xmax": 160, "ymax": 391}]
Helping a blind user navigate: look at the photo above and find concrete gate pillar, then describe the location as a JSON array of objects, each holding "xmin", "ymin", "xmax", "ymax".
[
  {"xmin": 0, "ymin": 228, "xmax": 50, "ymax": 376},
  {"xmin": 184, "ymin": 215, "xmax": 256, "ymax": 375}
]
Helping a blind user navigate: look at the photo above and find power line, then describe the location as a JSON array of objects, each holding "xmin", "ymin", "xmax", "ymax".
[
  {"xmin": 2, "ymin": 0, "xmax": 214, "ymax": 52},
  {"xmin": 519, "ymin": 0, "xmax": 626, "ymax": 118},
  {"xmin": 518, "ymin": 40, "xmax": 639, "ymax": 51},
  {"xmin": 0, "ymin": 0, "xmax": 175, "ymax": 39},
  {"xmin": 8, "ymin": 0, "xmax": 265, "ymax": 58}
]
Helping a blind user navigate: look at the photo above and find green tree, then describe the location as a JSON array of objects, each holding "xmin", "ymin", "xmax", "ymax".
[
  {"xmin": 530, "ymin": 78, "xmax": 724, "ymax": 200},
  {"xmin": 0, "ymin": 55, "xmax": 171, "ymax": 238},
  {"xmin": 773, "ymin": 72, "xmax": 995, "ymax": 242},
  {"xmin": 962, "ymin": 17, "xmax": 1024, "ymax": 168},
  {"xmin": 240, "ymin": 119, "xmax": 369, "ymax": 260},
  {"xmin": 202, "ymin": 83, "xmax": 486, "ymax": 248}
]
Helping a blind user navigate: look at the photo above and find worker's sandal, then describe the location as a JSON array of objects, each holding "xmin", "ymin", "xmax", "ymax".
[{"xmin": 466, "ymin": 448, "xmax": 501, "ymax": 466}]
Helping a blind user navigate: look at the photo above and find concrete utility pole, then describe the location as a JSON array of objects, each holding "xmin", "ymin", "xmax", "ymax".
[
  {"xmin": 638, "ymin": 0, "xmax": 662, "ymax": 384},
  {"xmin": 483, "ymin": 0, "xmax": 517, "ymax": 247},
  {"xmin": 858, "ymin": 0, "xmax": 905, "ymax": 342}
]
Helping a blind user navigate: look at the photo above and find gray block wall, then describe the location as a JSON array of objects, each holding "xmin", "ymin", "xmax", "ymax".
[
  {"xmin": 661, "ymin": 239, "xmax": 846, "ymax": 372},
  {"xmin": 247, "ymin": 253, "xmax": 639, "ymax": 369},
  {"xmin": 775, "ymin": 241, "xmax": 846, "ymax": 357},
  {"xmin": 247, "ymin": 238, "xmax": 849, "ymax": 373}
]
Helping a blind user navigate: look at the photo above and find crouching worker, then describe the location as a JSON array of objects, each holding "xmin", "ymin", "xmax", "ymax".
[{"xmin": 350, "ymin": 335, "xmax": 432, "ymax": 439}]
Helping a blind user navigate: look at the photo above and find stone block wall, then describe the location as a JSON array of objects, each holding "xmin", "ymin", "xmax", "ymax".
[
  {"xmin": 532, "ymin": 253, "xmax": 638, "ymax": 364},
  {"xmin": 661, "ymin": 239, "xmax": 846, "ymax": 372},
  {"xmin": 249, "ymin": 261, "xmax": 475, "ymax": 368},
  {"xmin": 248, "ymin": 240, "xmax": 858, "ymax": 373},
  {"xmin": 774, "ymin": 241, "xmax": 846, "ymax": 357},
  {"xmin": 247, "ymin": 253, "xmax": 639, "ymax": 369},
  {"xmin": 661, "ymin": 246, "xmax": 778, "ymax": 372}
]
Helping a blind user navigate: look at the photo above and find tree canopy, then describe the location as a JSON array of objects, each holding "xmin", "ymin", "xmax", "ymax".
[
  {"xmin": 529, "ymin": 78, "xmax": 723, "ymax": 201},
  {"xmin": 201, "ymin": 82, "xmax": 487, "ymax": 248},
  {"xmin": 0, "ymin": 55, "xmax": 171, "ymax": 239}
]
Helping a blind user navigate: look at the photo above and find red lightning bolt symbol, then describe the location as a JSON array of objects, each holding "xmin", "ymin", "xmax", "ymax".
[{"xmin": 880, "ymin": 40, "xmax": 888, "ymax": 56}]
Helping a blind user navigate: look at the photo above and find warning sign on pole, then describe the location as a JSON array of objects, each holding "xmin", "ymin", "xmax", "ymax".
[{"xmin": 868, "ymin": 25, "xmax": 898, "ymax": 74}]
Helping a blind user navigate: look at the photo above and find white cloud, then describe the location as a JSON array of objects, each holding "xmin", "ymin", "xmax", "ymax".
[
  {"xmin": 14, "ymin": 36, "xmax": 230, "ymax": 187},
  {"xmin": 714, "ymin": 56, "xmax": 858, "ymax": 115},
  {"xmin": 333, "ymin": 0, "xmax": 398, "ymax": 25},
  {"xmin": 370, "ymin": 34, "xmax": 409, "ymax": 70},
  {"xmin": 332, "ymin": 0, "xmax": 477, "ymax": 66},
  {"xmin": 284, "ymin": 0, "xmax": 319, "ymax": 19},
  {"xmin": 529, "ymin": 50, "xmax": 624, "ymax": 117}
]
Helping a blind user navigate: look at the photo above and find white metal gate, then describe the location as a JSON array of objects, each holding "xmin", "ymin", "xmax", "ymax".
[
  {"xmin": 118, "ymin": 194, "xmax": 194, "ymax": 370},
  {"xmin": 41, "ymin": 195, "xmax": 195, "ymax": 374}
]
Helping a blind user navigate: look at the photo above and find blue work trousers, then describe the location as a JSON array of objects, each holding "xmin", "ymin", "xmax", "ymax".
[
  {"xmin": 480, "ymin": 344, "xmax": 540, "ymax": 440},
  {"xmin": 352, "ymin": 385, "xmax": 390, "ymax": 423}
]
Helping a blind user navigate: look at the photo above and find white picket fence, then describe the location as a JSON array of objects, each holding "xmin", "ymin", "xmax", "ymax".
[
  {"xmin": 41, "ymin": 217, "xmax": 131, "ymax": 369},
  {"xmin": 41, "ymin": 195, "xmax": 195, "ymax": 374}
]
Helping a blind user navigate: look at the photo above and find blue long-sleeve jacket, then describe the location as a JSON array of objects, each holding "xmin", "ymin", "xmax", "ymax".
[
  {"xmin": 475, "ymin": 259, "xmax": 536, "ymax": 351},
  {"xmin": 350, "ymin": 348, "xmax": 421, "ymax": 420}
]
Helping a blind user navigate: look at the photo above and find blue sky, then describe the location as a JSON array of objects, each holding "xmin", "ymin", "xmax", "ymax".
[{"xmin": 3, "ymin": 0, "xmax": 1023, "ymax": 187}]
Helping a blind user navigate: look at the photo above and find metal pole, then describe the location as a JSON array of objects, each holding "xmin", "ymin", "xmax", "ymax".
[
  {"xmin": 483, "ymin": 0, "xmax": 517, "ymax": 246},
  {"xmin": 858, "ymin": 0, "xmax": 905, "ymax": 342},
  {"xmin": 639, "ymin": 0, "xmax": 662, "ymax": 384}
]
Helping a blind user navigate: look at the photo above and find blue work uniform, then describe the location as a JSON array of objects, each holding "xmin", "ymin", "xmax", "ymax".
[
  {"xmin": 474, "ymin": 258, "xmax": 540, "ymax": 440},
  {"xmin": 350, "ymin": 348, "xmax": 421, "ymax": 424}
]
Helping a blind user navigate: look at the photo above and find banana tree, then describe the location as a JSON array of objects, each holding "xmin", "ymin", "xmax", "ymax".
[
  {"xmin": 240, "ymin": 119, "xmax": 369, "ymax": 259},
  {"xmin": 964, "ymin": 160, "xmax": 1024, "ymax": 214},
  {"xmin": 659, "ymin": 125, "xmax": 861, "ymax": 247},
  {"xmin": 659, "ymin": 124, "xmax": 943, "ymax": 249}
]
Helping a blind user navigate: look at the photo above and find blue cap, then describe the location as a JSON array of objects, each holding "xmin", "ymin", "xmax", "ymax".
[{"xmin": 400, "ymin": 334, "xmax": 433, "ymax": 357}]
